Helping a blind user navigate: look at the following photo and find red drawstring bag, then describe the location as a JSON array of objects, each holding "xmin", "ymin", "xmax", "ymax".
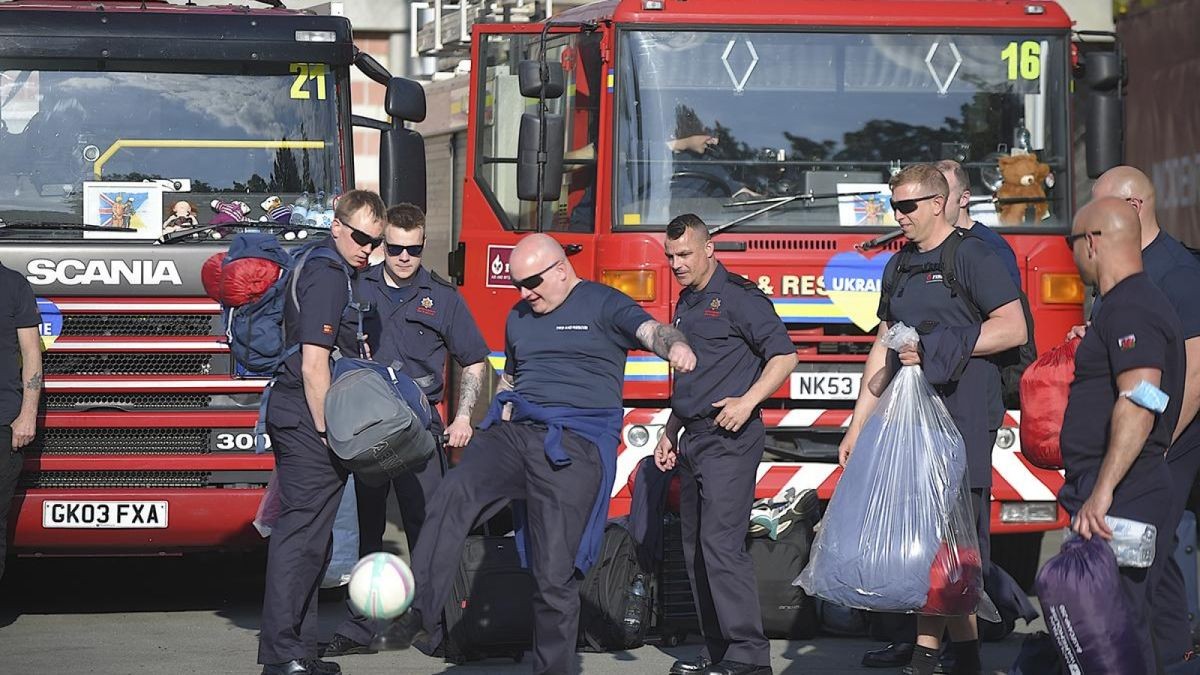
[
  {"xmin": 201, "ymin": 251, "xmax": 284, "ymax": 307},
  {"xmin": 1019, "ymin": 338, "xmax": 1079, "ymax": 470}
]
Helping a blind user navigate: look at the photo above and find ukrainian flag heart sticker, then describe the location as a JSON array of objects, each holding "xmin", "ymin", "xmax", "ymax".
[{"xmin": 822, "ymin": 251, "xmax": 893, "ymax": 332}]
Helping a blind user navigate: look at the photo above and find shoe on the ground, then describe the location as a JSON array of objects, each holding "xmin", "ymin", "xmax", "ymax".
[
  {"xmin": 669, "ymin": 655, "xmax": 712, "ymax": 674},
  {"xmin": 702, "ymin": 660, "xmax": 772, "ymax": 675},
  {"xmin": 862, "ymin": 642, "xmax": 915, "ymax": 668},
  {"xmin": 374, "ymin": 608, "xmax": 424, "ymax": 651},
  {"xmin": 261, "ymin": 660, "xmax": 311, "ymax": 675},
  {"xmin": 748, "ymin": 488, "xmax": 818, "ymax": 539},
  {"xmin": 261, "ymin": 658, "xmax": 340, "ymax": 675},
  {"xmin": 319, "ymin": 633, "xmax": 377, "ymax": 657}
]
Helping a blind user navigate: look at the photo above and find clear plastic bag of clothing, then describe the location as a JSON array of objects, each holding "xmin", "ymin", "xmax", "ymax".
[
  {"xmin": 797, "ymin": 323, "xmax": 997, "ymax": 619},
  {"xmin": 252, "ymin": 470, "xmax": 281, "ymax": 538}
]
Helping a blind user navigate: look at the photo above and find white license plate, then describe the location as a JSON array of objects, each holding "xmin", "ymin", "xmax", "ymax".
[
  {"xmin": 42, "ymin": 501, "xmax": 168, "ymax": 529},
  {"xmin": 789, "ymin": 373, "xmax": 861, "ymax": 400}
]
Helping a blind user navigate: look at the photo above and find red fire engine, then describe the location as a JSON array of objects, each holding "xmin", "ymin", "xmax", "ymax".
[
  {"xmin": 448, "ymin": 0, "xmax": 1112, "ymax": 586},
  {"xmin": 0, "ymin": 0, "xmax": 426, "ymax": 555}
]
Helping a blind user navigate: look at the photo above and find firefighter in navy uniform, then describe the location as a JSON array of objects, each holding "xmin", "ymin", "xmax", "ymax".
[
  {"xmin": 386, "ymin": 233, "xmax": 696, "ymax": 675},
  {"xmin": 257, "ymin": 190, "xmax": 387, "ymax": 675},
  {"xmin": 322, "ymin": 204, "xmax": 489, "ymax": 657},
  {"xmin": 655, "ymin": 214, "xmax": 798, "ymax": 675}
]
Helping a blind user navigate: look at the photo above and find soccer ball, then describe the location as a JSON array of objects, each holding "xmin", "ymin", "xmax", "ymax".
[{"xmin": 347, "ymin": 552, "xmax": 416, "ymax": 620}]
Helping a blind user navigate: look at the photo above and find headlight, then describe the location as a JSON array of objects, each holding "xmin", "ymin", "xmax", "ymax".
[
  {"xmin": 996, "ymin": 427, "xmax": 1017, "ymax": 450},
  {"xmin": 627, "ymin": 425, "xmax": 651, "ymax": 448},
  {"xmin": 999, "ymin": 501, "xmax": 1058, "ymax": 523}
]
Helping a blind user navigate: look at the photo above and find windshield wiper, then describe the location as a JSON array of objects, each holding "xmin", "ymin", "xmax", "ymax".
[
  {"xmin": 709, "ymin": 190, "xmax": 885, "ymax": 237},
  {"xmin": 0, "ymin": 221, "xmax": 134, "ymax": 233},
  {"xmin": 159, "ymin": 220, "xmax": 316, "ymax": 244}
]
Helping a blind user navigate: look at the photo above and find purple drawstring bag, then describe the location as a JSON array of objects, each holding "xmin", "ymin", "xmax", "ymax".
[{"xmin": 1035, "ymin": 536, "xmax": 1149, "ymax": 674}]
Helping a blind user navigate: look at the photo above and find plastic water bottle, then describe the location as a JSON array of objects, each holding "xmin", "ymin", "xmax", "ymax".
[
  {"xmin": 1064, "ymin": 515, "xmax": 1157, "ymax": 568},
  {"xmin": 1107, "ymin": 516, "xmax": 1157, "ymax": 568},
  {"xmin": 622, "ymin": 574, "xmax": 648, "ymax": 640},
  {"xmin": 1013, "ymin": 118, "xmax": 1032, "ymax": 153}
]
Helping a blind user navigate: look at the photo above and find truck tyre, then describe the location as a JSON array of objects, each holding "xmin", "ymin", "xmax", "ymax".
[{"xmin": 990, "ymin": 532, "xmax": 1043, "ymax": 594}]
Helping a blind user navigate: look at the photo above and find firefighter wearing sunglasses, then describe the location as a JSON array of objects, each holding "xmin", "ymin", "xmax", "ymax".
[
  {"xmin": 388, "ymin": 233, "xmax": 696, "ymax": 675},
  {"xmin": 259, "ymin": 190, "xmax": 388, "ymax": 675},
  {"xmin": 323, "ymin": 203, "xmax": 491, "ymax": 658},
  {"xmin": 844, "ymin": 165, "xmax": 1026, "ymax": 675}
]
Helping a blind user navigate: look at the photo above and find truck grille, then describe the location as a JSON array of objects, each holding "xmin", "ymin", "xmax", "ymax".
[
  {"xmin": 32, "ymin": 428, "xmax": 211, "ymax": 454},
  {"xmin": 21, "ymin": 470, "xmax": 270, "ymax": 489},
  {"xmin": 62, "ymin": 313, "xmax": 219, "ymax": 337},
  {"xmin": 44, "ymin": 352, "xmax": 221, "ymax": 376},
  {"xmin": 22, "ymin": 471, "xmax": 211, "ymax": 489},
  {"xmin": 44, "ymin": 393, "xmax": 214, "ymax": 411}
]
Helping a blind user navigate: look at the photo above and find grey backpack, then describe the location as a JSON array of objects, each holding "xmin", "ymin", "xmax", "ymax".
[{"xmin": 324, "ymin": 354, "xmax": 437, "ymax": 486}]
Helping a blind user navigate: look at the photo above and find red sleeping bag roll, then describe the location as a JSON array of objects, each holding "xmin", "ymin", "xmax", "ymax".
[
  {"xmin": 201, "ymin": 252, "xmax": 283, "ymax": 307},
  {"xmin": 1018, "ymin": 337, "xmax": 1079, "ymax": 470},
  {"xmin": 921, "ymin": 543, "xmax": 983, "ymax": 616}
]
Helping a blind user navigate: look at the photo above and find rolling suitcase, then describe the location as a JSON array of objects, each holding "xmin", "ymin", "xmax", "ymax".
[
  {"xmin": 441, "ymin": 534, "xmax": 533, "ymax": 664},
  {"xmin": 654, "ymin": 513, "xmax": 701, "ymax": 646}
]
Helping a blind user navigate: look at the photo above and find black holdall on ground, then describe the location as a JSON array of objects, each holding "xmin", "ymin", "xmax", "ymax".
[
  {"xmin": 577, "ymin": 517, "xmax": 651, "ymax": 652},
  {"xmin": 441, "ymin": 534, "xmax": 533, "ymax": 664},
  {"xmin": 747, "ymin": 518, "xmax": 819, "ymax": 639}
]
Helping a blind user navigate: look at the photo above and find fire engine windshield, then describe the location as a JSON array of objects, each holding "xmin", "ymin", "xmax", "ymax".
[
  {"xmin": 0, "ymin": 63, "xmax": 343, "ymax": 238},
  {"xmin": 615, "ymin": 31, "xmax": 1070, "ymax": 232}
]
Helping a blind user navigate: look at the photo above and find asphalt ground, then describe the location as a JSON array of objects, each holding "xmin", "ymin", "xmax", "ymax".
[{"xmin": 0, "ymin": 517, "xmax": 1063, "ymax": 675}]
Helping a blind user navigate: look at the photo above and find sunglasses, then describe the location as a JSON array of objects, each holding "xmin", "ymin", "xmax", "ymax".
[
  {"xmin": 337, "ymin": 219, "xmax": 384, "ymax": 250},
  {"xmin": 889, "ymin": 194, "xmax": 940, "ymax": 215},
  {"xmin": 1065, "ymin": 230, "xmax": 1103, "ymax": 248},
  {"xmin": 512, "ymin": 260, "xmax": 561, "ymax": 291},
  {"xmin": 385, "ymin": 242, "xmax": 425, "ymax": 258}
]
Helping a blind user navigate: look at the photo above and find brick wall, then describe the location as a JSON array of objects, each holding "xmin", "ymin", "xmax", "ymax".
[{"xmin": 350, "ymin": 34, "xmax": 390, "ymax": 193}]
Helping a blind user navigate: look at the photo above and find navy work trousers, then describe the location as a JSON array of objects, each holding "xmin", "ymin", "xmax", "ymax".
[
  {"xmin": 334, "ymin": 416, "xmax": 446, "ymax": 645},
  {"xmin": 408, "ymin": 422, "xmax": 601, "ymax": 675},
  {"xmin": 678, "ymin": 416, "xmax": 771, "ymax": 667},
  {"xmin": 0, "ymin": 425, "xmax": 20, "ymax": 582},
  {"xmin": 1150, "ymin": 436, "xmax": 1200, "ymax": 666},
  {"xmin": 257, "ymin": 413, "xmax": 349, "ymax": 665}
]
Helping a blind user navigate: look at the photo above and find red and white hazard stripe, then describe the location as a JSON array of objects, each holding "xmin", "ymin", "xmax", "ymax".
[{"xmin": 611, "ymin": 408, "xmax": 1065, "ymax": 531}]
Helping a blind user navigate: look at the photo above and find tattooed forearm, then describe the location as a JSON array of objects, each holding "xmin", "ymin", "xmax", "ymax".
[
  {"xmin": 24, "ymin": 371, "xmax": 42, "ymax": 391},
  {"xmin": 456, "ymin": 363, "xmax": 486, "ymax": 418},
  {"xmin": 636, "ymin": 320, "xmax": 686, "ymax": 360}
]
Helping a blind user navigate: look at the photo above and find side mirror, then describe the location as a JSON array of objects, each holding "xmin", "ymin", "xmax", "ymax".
[
  {"xmin": 386, "ymin": 77, "xmax": 426, "ymax": 123},
  {"xmin": 516, "ymin": 112, "xmax": 564, "ymax": 201},
  {"xmin": 1081, "ymin": 50, "xmax": 1124, "ymax": 178},
  {"xmin": 518, "ymin": 60, "xmax": 564, "ymax": 99},
  {"xmin": 381, "ymin": 126, "xmax": 426, "ymax": 211}
]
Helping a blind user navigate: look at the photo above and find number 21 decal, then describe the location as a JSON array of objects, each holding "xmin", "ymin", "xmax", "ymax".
[{"xmin": 290, "ymin": 63, "xmax": 328, "ymax": 100}]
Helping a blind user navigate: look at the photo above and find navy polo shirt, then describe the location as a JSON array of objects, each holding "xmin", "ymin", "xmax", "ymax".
[
  {"xmin": 0, "ymin": 264, "xmax": 40, "ymax": 426},
  {"xmin": 1090, "ymin": 231, "xmax": 1200, "ymax": 452},
  {"xmin": 504, "ymin": 281, "xmax": 652, "ymax": 409},
  {"xmin": 967, "ymin": 221, "xmax": 1022, "ymax": 289},
  {"xmin": 672, "ymin": 263, "xmax": 794, "ymax": 421},
  {"xmin": 878, "ymin": 234, "xmax": 1021, "ymax": 488},
  {"xmin": 1059, "ymin": 272, "xmax": 1182, "ymax": 523},
  {"xmin": 357, "ymin": 264, "xmax": 489, "ymax": 404},
  {"xmin": 274, "ymin": 242, "xmax": 361, "ymax": 398}
]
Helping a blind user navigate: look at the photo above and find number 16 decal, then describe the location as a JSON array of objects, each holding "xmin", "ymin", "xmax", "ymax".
[{"xmin": 290, "ymin": 63, "xmax": 328, "ymax": 100}]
